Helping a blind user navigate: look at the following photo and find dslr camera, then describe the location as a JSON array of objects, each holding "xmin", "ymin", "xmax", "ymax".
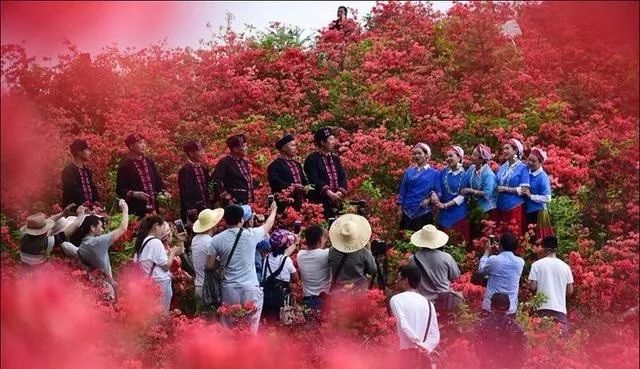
[
  {"xmin": 371, "ymin": 239, "xmax": 389, "ymax": 257},
  {"xmin": 349, "ymin": 200, "xmax": 369, "ymax": 218}
]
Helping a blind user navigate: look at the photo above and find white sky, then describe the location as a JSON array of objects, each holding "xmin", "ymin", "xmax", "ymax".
[
  {"xmin": 1, "ymin": 1, "xmax": 455, "ymax": 59},
  {"xmin": 191, "ymin": 1, "xmax": 455, "ymax": 45}
]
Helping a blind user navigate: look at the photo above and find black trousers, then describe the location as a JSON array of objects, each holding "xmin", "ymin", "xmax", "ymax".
[{"xmin": 400, "ymin": 213, "xmax": 434, "ymax": 232}]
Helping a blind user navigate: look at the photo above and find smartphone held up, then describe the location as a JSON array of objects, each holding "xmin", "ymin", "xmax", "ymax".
[{"xmin": 174, "ymin": 219, "xmax": 187, "ymax": 235}]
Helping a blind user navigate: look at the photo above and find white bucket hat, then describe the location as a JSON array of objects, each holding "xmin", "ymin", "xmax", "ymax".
[
  {"xmin": 329, "ymin": 214, "xmax": 372, "ymax": 253},
  {"xmin": 410, "ymin": 224, "xmax": 449, "ymax": 249},
  {"xmin": 192, "ymin": 208, "xmax": 224, "ymax": 233}
]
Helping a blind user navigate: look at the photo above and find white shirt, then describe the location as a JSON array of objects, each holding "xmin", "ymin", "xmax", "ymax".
[
  {"xmin": 389, "ymin": 291, "xmax": 440, "ymax": 352},
  {"xmin": 138, "ymin": 236, "xmax": 171, "ymax": 282},
  {"xmin": 190, "ymin": 233, "xmax": 213, "ymax": 288},
  {"xmin": 297, "ymin": 248, "xmax": 331, "ymax": 296},
  {"xmin": 262, "ymin": 254, "xmax": 296, "ymax": 282},
  {"xmin": 528, "ymin": 256, "xmax": 574, "ymax": 314}
]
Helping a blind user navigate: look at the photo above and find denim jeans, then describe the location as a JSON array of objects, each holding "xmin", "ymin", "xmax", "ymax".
[
  {"xmin": 303, "ymin": 295, "xmax": 324, "ymax": 310},
  {"xmin": 157, "ymin": 279, "xmax": 172, "ymax": 313}
]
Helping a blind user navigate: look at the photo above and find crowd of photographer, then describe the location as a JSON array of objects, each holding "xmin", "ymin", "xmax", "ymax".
[{"xmin": 17, "ymin": 121, "xmax": 578, "ymax": 369}]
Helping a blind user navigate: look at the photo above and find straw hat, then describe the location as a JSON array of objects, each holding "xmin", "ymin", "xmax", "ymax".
[
  {"xmin": 20, "ymin": 213, "xmax": 55, "ymax": 236},
  {"xmin": 329, "ymin": 214, "xmax": 372, "ymax": 253},
  {"xmin": 192, "ymin": 208, "xmax": 224, "ymax": 233},
  {"xmin": 410, "ymin": 224, "xmax": 449, "ymax": 249}
]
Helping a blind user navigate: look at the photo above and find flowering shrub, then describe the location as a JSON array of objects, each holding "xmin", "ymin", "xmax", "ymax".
[
  {"xmin": 1, "ymin": 1, "xmax": 639, "ymax": 368},
  {"xmin": 217, "ymin": 302, "xmax": 259, "ymax": 329}
]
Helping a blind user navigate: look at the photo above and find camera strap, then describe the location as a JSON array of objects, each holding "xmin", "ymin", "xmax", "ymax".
[
  {"xmin": 422, "ymin": 300, "xmax": 433, "ymax": 342},
  {"xmin": 137, "ymin": 237, "xmax": 159, "ymax": 277},
  {"xmin": 413, "ymin": 254, "xmax": 428, "ymax": 280},
  {"xmin": 330, "ymin": 252, "xmax": 349, "ymax": 292},
  {"xmin": 225, "ymin": 228, "xmax": 244, "ymax": 268}
]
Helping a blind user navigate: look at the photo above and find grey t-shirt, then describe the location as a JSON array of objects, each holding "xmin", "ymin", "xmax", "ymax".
[
  {"xmin": 411, "ymin": 248, "xmax": 460, "ymax": 300},
  {"xmin": 78, "ymin": 234, "xmax": 113, "ymax": 278},
  {"xmin": 328, "ymin": 247, "xmax": 377, "ymax": 290},
  {"xmin": 210, "ymin": 226, "xmax": 266, "ymax": 288}
]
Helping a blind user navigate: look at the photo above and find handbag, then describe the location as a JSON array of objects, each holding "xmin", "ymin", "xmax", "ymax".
[
  {"xmin": 413, "ymin": 255, "xmax": 463, "ymax": 312},
  {"xmin": 280, "ymin": 294, "xmax": 304, "ymax": 326},
  {"xmin": 202, "ymin": 228, "xmax": 244, "ymax": 309}
]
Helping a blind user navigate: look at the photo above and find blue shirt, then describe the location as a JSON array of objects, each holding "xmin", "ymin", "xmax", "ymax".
[
  {"xmin": 525, "ymin": 168, "xmax": 551, "ymax": 214},
  {"xmin": 465, "ymin": 164, "xmax": 497, "ymax": 213},
  {"xmin": 478, "ymin": 251, "xmax": 525, "ymax": 314},
  {"xmin": 397, "ymin": 165, "xmax": 440, "ymax": 219},
  {"xmin": 436, "ymin": 167, "xmax": 469, "ymax": 228},
  {"xmin": 496, "ymin": 160, "xmax": 530, "ymax": 211}
]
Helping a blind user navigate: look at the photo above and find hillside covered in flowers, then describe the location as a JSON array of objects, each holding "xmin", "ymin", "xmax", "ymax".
[{"xmin": 1, "ymin": 2, "xmax": 638, "ymax": 369}]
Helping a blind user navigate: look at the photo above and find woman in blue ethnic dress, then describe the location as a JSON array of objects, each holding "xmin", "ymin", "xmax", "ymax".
[
  {"xmin": 397, "ymin": 143, "xmax": 440, "ymax": 231},
  {"xmin": 523, "ymin": 147, "xmax": 554, "ymax": 241},
  {"xmin": 461, "ymin": 144, "xmax": 498, "ymax": 236},
  {"xmin": 495, "ymin": 138, "xmax": 530, "ymax": 236},
  {"xmin": 432, "ymin": 145, "xmax": 470, "ymax": 244}
]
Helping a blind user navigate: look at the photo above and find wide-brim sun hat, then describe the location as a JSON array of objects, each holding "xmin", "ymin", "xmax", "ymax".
[
  {"xmin": 329, "ymin": 214, "xmax": 372, "ymax": 253},
  {"xmin": 20, "ymin": 213, "xmax": 55, "ymax": 236},
  {"xmin": 410, "ymin": 224, "xmax": 449, "ymax": 249},
  {"xmin": 192, "ymin": 208, "xmax": 224, "ymax": 233}
]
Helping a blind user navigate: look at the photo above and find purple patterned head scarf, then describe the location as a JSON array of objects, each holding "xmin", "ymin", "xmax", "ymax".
[{"xmin": 269, "ymin": 229, "xmax": 295, "ymax": 253}]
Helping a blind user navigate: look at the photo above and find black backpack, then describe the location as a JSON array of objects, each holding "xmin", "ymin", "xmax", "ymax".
[{"xmin": 261, "ymin": 255, "xmax": 290, "ymax": 311}]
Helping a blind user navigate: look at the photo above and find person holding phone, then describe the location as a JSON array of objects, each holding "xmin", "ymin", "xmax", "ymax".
[
  {"xmin": 207, "ymin": 200, "xmax": 278, "ymax": 333},
  {"xmin": 75, "ymin": 200, "xmax": 128, "ymax": 301},
  {"xmin": 20, "ymin": 203, "xmax": 86, "ymax": 267},
  {"xmin": 135, "ymin": 215, "xmax": 185, "ymax": 312},
  {"xmin": 477, "ymin": 233, "xmax": 525, "ymax": 317}
]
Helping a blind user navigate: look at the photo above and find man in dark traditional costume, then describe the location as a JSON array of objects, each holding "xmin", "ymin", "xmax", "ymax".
[
  {"xmin": 116, "ymin": 134, "xmax": 166, "ymax": 218},
  {"xmin": 303, "ymin": 127, "xmax": 348, "ymax": 218},
  {"xmin": 267, "ymin": 134, "xmax": 308, "ymax": 212}
]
